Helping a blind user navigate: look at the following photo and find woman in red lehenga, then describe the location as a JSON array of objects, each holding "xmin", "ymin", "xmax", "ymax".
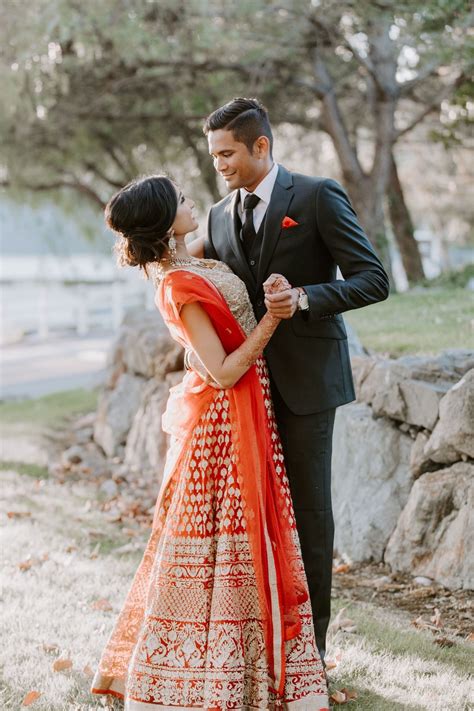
[{"xmin": 91, "ymin": 175, "xmax": 329, "ymax": 710}]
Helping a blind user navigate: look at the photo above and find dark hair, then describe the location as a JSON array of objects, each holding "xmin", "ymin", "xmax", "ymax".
[
  {"xmin": 105, "ymin": 175, "xmax": 178, "ymax": 277},
  {"xmin": 203, "ymin": 97, "xmax": 273, "ymax": 155}
]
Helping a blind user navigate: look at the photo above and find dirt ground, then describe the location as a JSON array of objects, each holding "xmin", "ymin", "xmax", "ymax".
[{"xmin": 331, "ymin": 560, "xmax": 473, "ymax": 642}]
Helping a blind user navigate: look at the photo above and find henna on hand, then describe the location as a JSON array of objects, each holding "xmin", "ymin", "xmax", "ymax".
[{"xmin": 263, "ymin": 273, "xmax": 292, "ymax": 295}]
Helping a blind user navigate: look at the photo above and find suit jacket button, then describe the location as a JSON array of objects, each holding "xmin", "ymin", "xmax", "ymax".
[
  {"xmin": 257, "ymin": 299, "xmax": 263, "ymax": 307},
  {"xmin": 250, "ymin": 259, "xmax": 256, "ymax": 266}
]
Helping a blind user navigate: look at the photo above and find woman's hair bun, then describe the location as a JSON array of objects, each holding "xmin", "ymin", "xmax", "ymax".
[{"xmin": 105, "ymin": 174, "xmax": 178, "ymax": 276}]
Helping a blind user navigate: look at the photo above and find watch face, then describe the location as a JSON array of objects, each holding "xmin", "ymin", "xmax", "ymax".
[{"xmin": 298, "ymin": 293, "xmax": 309, "ymax": 310}]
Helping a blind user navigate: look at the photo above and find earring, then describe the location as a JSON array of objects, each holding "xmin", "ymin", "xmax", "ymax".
[{"xmin": 168, "ymin": 230, "xmax": 177, "ymax": 262}]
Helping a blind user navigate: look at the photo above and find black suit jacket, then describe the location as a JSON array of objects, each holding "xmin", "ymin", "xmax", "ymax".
[{"xmin": 204, "ymin": 165, "xmax": 389, "ymax": 415}]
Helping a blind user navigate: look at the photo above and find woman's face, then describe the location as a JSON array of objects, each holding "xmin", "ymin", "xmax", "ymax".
[{"xmin": 171, "ymin": 185, "xmax": 198, "ymax": 237}]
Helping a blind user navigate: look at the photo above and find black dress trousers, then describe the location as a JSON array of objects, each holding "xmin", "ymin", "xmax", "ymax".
[{"xmin": 270, "ymin": 377, "xmax": 336, "ymax": 664}]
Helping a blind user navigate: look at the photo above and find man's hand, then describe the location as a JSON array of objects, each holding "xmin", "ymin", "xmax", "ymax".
[{"xmin": 263, "ymin": 273, "xmax": 298, "ymax": 319}]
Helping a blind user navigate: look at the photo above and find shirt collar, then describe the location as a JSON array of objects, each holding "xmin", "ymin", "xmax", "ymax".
[{"xmin": 239, "ymin": 162, "xmax": 279, "ymax": 208}]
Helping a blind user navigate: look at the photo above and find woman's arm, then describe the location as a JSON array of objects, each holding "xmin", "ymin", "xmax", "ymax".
[
  {"xmin": 180, "ymin": 306, "xmax": 279, "ymax": 389},
  {"xmin": 180, "ymin": 275, "xmax": 290, "ymax": 389}
]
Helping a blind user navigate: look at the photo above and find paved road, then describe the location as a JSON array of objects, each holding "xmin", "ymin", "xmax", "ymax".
[{"xmin": 0, "ymin": 332, "xmax": 113, "ymax": 400}]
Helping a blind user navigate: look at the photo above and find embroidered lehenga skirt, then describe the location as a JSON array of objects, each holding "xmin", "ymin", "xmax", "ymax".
[{"xmin": 91, "ymin": 268, "xmax": 329, "ymax": 710}]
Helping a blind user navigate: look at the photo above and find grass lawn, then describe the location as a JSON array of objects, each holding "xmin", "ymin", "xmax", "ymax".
[
  {"xmin": 0, "ymin": 388, "xmax": 99, "ymax": 429},
  {"xmin": 345, "ymin": 287, "xmax": 473, "ymax": 356},
  {"xmin": 1, "ymin": 468, "xmax": 472, "ymax": 710}
]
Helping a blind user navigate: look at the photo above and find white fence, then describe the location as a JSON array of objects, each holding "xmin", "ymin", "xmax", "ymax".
[{"xmin": 1, "ymin": 278, "xmax": 155, "ymax": 343}]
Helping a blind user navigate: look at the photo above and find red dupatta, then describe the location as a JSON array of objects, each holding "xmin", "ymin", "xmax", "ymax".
[{"xmin": 156, "ymin": 269, "xmax": 309, "ymax": 697}]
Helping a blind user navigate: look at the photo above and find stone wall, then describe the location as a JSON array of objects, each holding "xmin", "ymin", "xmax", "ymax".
[{"xmin": 333, "ymin": 351, "xmax": 473, "ymax": 590}]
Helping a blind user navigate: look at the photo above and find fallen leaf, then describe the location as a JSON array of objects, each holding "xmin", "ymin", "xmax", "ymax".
[
  {"xmin": 52, "ymin": 658, "xmax": 72, "ymax": 672},
  {"xmin": 411, "ymin": 615, "xmax": 433, "ymax": 631},
  {"xmin": 7, "ymin": 511, "xmax": 31, "ymax": 519},
  {"xmin": 18, "ymin": 559, "xmax": 35, "ymax": 572},
  {"xmin": 65, "ymin": 545, "xmax": 77, "ymax": 553},
  {"xmin": 430, "ymin": 607, "xmax": 443, "ymax": 629},
  {"xmin": 92, "ymin": 598, "xmax": 113, "ymax": 611},
  {"xmin": 333, "ymin": 564, "xmax": 351, "ymax": 574},
  {"xmin": 83, "ymin": 664, "xmax": 94, "ymax": 677},
  {"xmin": 330, "ymin": 689, "xmax": 347, "ymax": 704},
  {"xmin": 433, "ymin": 636, "xmax": 454, "ymax": 648},
  {"xmin": 123, "ymin": 527, "xmax": 138, "ymax": 538},
  {"xmin": 42, "ymin": 643, "xmax": 59, "ymax": 653},
  {"xmin": 89, "ymin": 542, "xmax": 101, "ymax": 559},
  {"xmin": 325, "ymin": 647, "xmax": 342, "ymax": 671},
  {"xmin": 406, "ymin": 586, "xmax": 436, "ymax": 599},
  {"xmin": 329, "ymin": 607, "xmax": 357, "ymax": 633},
  {"xmin": 341, "ymin": 687, "xmax": 358, "ymax": 700},
  {"xmin": 22, "ymin": 690, "xmax": 41, "ymax": 706},
  {"xmin": 466, "ymin": 632, "xmax": 474, "ymax": 643}
]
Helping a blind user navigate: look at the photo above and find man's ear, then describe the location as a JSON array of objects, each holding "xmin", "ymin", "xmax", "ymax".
[{"xmin": 253, "ymin": 135, "xmax": 271, "ymax": 158}]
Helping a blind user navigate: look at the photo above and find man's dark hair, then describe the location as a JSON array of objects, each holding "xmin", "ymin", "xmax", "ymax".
[{"xmin": 203, "ymin": 97, "xmax": 273, "ymax": 155}]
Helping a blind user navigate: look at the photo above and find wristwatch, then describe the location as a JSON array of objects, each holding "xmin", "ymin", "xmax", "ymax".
[{"xmin": 296, "ymin": 287, "xmax": 309, "ymax": 311}]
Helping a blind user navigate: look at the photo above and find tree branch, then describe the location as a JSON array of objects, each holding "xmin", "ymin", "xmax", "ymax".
[
  {"xmin": 398, "ymin": 60, "xmax": 443, "ymax": 95},
  {"xmin": 311, "ymin": 49, "xmax": 365, "ymax": 183},
  {"xmin": 395, "ymin": 72, "xmax": 465, "ymax": 139},
  {"xmin": 0, "ymin": 177, "xmax": 105, "ymax": 210}
]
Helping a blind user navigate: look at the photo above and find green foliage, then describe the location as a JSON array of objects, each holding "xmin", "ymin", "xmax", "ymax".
[
  {"xmin": 1, "ymin": 0, "xmax": 471, "ymax": 210},
  {"xmin": 421, "ymin": 263, "xmax": 474, "ymax": 288}
]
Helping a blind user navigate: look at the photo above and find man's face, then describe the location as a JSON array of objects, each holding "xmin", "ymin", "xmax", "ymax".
[{"xmin": 208, "ymin": 129, "xmax": 267, "ymax": 192}]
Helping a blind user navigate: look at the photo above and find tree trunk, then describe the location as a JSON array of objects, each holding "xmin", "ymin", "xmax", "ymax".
[{"xmin": 387, "ymin": 154, "xmax": 425, "ymax": 285}]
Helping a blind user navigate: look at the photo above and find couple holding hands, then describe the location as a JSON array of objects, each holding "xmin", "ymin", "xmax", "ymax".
[{"xmin": 91, "ymin": 97, "xmax": 389, "ymax": 710}]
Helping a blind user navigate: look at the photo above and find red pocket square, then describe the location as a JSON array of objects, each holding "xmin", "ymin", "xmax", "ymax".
[{"xmin": 281, "ymin": 216, "xmax": 299, "ymax": 229}]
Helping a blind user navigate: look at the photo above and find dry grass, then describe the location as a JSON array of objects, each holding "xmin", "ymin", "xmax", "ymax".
[
  {"xmin": 1, "ymin": 467, "xmax": 472, "ymax": 710},
  {"xmin": 0, "ymin": 468, "xmax": 142, "ymax": 711}
]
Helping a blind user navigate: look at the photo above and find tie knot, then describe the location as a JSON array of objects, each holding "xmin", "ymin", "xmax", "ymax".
[{"xmin": 243, "ymin": 193, "xmax": 260, "ymax": 211}]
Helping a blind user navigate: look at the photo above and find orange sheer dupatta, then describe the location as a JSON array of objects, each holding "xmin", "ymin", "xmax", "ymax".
[{"xmin": 156, "ymin": 269, "xmax": 309, "ymax": 697}]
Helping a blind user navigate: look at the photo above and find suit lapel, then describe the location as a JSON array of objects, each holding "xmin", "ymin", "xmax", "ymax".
[
  {"xmin": 224, "ymin": 190, "xmax": 256, "ymax": 291},
  {"xmin": 256, "ymin": 166, "xmax": 294, "ymax": 286}
]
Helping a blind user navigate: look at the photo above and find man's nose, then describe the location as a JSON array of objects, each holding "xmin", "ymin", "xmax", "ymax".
[{"xmin": 216, "ymin": 157, "xmax": 228, "ymax": 173}]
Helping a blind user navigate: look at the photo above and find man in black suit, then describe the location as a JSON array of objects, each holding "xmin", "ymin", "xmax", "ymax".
[{"xmin": 202, "ymin": 97, "xmax": 389, "ymax": 666}]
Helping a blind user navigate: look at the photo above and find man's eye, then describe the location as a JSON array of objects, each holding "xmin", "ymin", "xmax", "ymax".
[{"xmin": 180, "ymin": 195, "xmax": 185, "ymax": 204}]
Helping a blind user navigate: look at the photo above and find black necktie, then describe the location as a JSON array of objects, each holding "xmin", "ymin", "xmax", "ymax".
[{"xmin": 241, "ymin": 193, "xmax": 260, "ymax": 252}]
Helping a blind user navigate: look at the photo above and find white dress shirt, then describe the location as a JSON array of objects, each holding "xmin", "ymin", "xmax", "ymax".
[{"xmin": 238, "ymin": 162, "xmax": 279, "ymax": 233}]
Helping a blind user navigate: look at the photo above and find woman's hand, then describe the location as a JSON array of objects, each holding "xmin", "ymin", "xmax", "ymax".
[
  {"xmin": 263, "ymin": 273, "xmax": 292, "ymax": 295},
  {"xmin": 263, "ymin": 273, "xmax": 299, "ymax": 319}
]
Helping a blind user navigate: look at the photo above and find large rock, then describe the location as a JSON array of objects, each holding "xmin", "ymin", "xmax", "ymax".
[
  {"xmin": 354, "ymin": 351, "xmax": 473, "ymax": 430},
  {"xmin": 423, "ymin": 369, "xmax": 474, "ymax": 464},
  {"xmin": 107, "ymin": 309, "xmax": 183, "ymax": 380},
  {"xmin": 346, "ymin": 322, "xmax": 366, "ymax": 358},
  {"xmin": 385, "ymin": 462, "xmax": 474, "ymax": 590},
  {"xmin": 94, "ymin": 372, "xmax": 148, "ymax": 457},
  {"xmin": 124, "ymin": 371, "xmax": 183, "ymax": 475},
  {"xmin": 332, "ymin": 402, "xmax": 413, "ymax": 562}
]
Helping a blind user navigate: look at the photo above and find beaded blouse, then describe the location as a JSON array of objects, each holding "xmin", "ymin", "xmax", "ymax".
[{"xmin": 150, "ymin": 257, "xmax": 257, "ymax": 336}]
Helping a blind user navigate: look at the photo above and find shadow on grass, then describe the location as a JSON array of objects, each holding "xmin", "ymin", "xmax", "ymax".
[{"xmin": 331, "ymin": 681, "xmax": 425, "ymax": 710}]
